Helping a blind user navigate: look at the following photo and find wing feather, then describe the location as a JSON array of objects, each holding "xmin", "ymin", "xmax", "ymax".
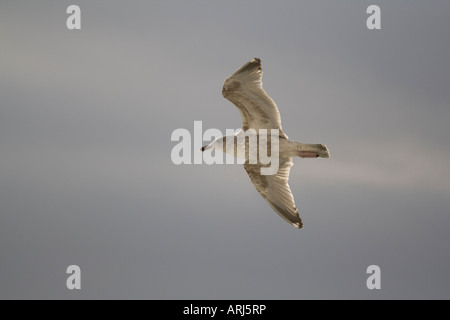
[
  {"xmin": 244, "ymin": 157, "xmax": 303, "ymax": 229},
  {"xmin": 222, "ymin": 58, "xmax": 284, "ymax": 134}
]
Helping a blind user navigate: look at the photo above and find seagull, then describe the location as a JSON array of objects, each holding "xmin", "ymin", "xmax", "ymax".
[{"xmin": 201, "ymin": 58, "xmax": 330, "ymax": 228}]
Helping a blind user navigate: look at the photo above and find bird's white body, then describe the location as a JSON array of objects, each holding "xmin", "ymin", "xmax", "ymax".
[{"xmin": 206, "ymin": 129, "xmax": 328, "ymax": 159}]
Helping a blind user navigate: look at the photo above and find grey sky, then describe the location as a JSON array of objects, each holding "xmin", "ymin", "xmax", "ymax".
[{"xmin": 1, "ymin": 1, "xmax": 449, "ymax": 299}]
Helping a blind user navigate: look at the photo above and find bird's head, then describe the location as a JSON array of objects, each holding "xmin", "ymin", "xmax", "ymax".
[
  {"xmin": 200, "ymin": 136, "xmax": 227, "ymax": 152},
  {"xmin": 200, "ymin": 141, "xmax": 217, "ymax": 152}
]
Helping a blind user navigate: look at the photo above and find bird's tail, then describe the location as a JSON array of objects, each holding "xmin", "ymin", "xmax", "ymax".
[{"xmin": 292, "ymin": 142, "xmax": 330, "ymax": 158}]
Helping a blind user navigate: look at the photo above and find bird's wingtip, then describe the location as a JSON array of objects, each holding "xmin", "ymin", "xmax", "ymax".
[
  {"xmin": 252, "ymin": 57, "xmax": 262, "ymax": 70},
  {"xmin": 234, "ymin": 58, "xmax": 262, "ymax": 74},
  {"xmin": 295, "ymin": 222, "xmax": 304, "ymax": 229}
]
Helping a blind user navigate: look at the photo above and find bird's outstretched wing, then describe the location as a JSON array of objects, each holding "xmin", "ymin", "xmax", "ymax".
[
  {"xmin": 244, "ymin": 157, "xmax": 303, "ymax": 228},
  {"xmin": 222, "ymin": 58, "xmax": 286, "ymax": 136}
]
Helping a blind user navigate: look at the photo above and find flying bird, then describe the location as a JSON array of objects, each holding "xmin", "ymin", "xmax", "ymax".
[{"xmin": 201, "ymin": 58, "xmax": 330, "ymax": 228}]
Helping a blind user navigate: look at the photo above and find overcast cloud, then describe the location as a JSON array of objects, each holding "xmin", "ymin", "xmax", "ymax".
[{"xmin": 1, "ymin": 1, "xmax": 449, "ymax": 299}]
